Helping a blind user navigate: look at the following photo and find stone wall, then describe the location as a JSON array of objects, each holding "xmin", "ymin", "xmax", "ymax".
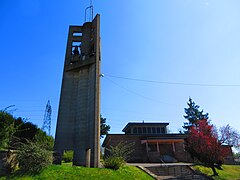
[
  {"xmin": 0, "ymin": 150, "xmax": 18, "ymax": 175},
  {"xmin": 0, "ymin": 150, "xmax": 7, "ymax": 175}
]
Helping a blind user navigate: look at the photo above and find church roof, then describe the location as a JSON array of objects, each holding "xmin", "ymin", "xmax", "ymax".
[{"xmin": 122, "ymin": 122, "xmax": 169, "ymax": 132}]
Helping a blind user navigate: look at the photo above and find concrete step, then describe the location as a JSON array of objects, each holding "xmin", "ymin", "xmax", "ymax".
[{"xmin": 146, "ymin": 165, "xmax": 212, "ymax": 180}]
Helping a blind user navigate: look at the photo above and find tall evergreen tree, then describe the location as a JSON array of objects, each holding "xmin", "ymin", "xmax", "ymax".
[
  {"xmin": 183, "ymin": 97, "xmax": 209, "ymax": 133},
  {"xmin": 100, "ymin": 115, "xmax": 110, "ymax": 138}
]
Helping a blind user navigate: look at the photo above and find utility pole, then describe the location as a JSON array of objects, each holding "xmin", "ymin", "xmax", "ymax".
[{"xmin": 42, "ymin": 100, "xmax": 52, "ymax": 135}]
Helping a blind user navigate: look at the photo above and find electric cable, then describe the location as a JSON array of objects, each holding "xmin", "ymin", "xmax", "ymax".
[
  {"xmin": 104, "ymin": 76, "xmax": 177, "ymax": 106},
  {"xmin": 105, "ymin": 74, "xmax": 240, "ymax": 87}
]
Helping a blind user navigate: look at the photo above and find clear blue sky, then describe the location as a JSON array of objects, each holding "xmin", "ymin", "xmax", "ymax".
[{"xmin": 1, "ymin": 0, "xmax": 240, "ymax": 136}]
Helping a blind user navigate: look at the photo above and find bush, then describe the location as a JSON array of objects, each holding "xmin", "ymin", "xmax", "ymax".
[
  {"xmin": 62, "ymin": 150, "xmax": 73, "ymax": 163},
  {"xmin": 33, "ymin": 130, "xmax": 54, "ymax": 151},
  {"xmin": 103, "ymin": 156, "xmax": 125, "ymax": 170},
  {"xmin": 103, "ymin": 142, "xmax": 134, "ymax": 170},
  {"xmin": 17, "ymin": 140, "xmax": 52, "ymax": 173},
  {"xmin": 105, "ymin": 142, "xmax": 135, "ymax": 161},
  {"xmin": 3, "ymin": 150, "xmax": 18, "ymax": 173}
]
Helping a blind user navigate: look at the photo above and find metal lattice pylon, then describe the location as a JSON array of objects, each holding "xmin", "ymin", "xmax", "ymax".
[{"xmin": 42, "ymin": 100, "xmax": 52, "ymax": 135}]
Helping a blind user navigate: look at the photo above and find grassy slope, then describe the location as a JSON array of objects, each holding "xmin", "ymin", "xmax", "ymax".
[
  {"xmin": 193, "ymin": 165, "xmax": 240, "ymax": 180},
  {"xmin": 0, "ymin": 165, "xmax": 154, "ymax": 180}
]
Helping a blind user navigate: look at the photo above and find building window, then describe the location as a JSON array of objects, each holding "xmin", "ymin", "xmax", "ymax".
[
  {"xmin": 161, "ymin": 127, "xmax": 165, "ymax": 134},
  {"xmin": 147, "ymin": 127, "xmax": 151, "ymax": 134},
  {"xmin": 143, "ymin": 127, "xmax": 146, "ymax": 134},
  {"xmin": 157, "ymin": 127, "xmax": 161, "ymax": 134},
  {"xmin": 126, "ymin": 129, "xmax": 131, "ymax": 134},
  {"xmin": 133, "ymin": 127, "xmax": 137, "ymax": 134},
  {"xmin": 152, "ymin": 127, "xmax": 156, "ymax": 134},
  {"xmin": 138, "ymin": 127, "xmax": 142, "ymax": 134}
]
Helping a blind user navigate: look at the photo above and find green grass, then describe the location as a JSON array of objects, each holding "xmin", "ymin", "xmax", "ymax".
[
  {"xmin": 0, "ymin": 164, "xmax": 153, "ymax": 180},
  {"xmin": 193, "ymin": 165, "xmax": 240, "ymax": 180}
]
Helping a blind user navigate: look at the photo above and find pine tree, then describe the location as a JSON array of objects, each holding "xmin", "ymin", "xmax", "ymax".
[
  {"xmin": 100, "ymin": 115, "xmax": 110, "ymax": 138},
  {"xmin": 183, "ymin": 97, "xmax": 209, "ymax": 133}
]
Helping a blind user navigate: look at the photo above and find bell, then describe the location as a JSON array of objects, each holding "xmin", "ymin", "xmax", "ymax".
[{"xmin": 72, "ymin": 46, "xmax": 79, "ymax": 55}]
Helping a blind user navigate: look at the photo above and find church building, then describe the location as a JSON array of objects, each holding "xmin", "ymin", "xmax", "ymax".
[{"xmin": 103, "ymin": 122, "xmax": 192, "ymax": 163}]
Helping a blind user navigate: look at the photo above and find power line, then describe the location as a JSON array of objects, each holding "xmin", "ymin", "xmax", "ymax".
[
  {"xmin": 105, "ymin": 74, "xmax": 240, "ymax": 87},
  {"xmin": 103, "ymin": 107, "xmax": 165, "ymax": 115},
  {"xmin": 13, "ymin": 110, "xmax": 57, "ymax": 112},
  {"xmin": 104, "ymin": 76, "xmax": 176, "ymax": 106}
]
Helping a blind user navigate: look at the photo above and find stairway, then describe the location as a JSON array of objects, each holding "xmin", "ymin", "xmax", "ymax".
[{"xmin": 145, "ymin": 165, "xmax": 213, "ymax": 180}]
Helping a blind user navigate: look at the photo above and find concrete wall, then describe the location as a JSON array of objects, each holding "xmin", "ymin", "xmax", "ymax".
[{"xmin": 54, "ymin": 14, "xmax": 101, "ymax": 167}]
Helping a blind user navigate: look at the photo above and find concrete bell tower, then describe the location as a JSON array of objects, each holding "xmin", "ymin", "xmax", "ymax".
[{"xmin": 54, "ymin": 14, "xmax": 101, "ymax": 168}]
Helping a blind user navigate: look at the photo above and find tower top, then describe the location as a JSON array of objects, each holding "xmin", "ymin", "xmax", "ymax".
[{"xmin": 85, "ymin": 0, "xmax": 94, "ymax": 22}]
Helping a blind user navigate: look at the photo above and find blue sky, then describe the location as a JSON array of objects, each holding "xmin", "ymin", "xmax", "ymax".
[{"xmin": 1, "ymin": 0, "xmax": 240, "ymax": 136}]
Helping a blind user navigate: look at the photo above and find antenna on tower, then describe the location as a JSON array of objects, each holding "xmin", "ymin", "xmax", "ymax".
[
  {"xmin": 42, "ymin": 100, "xmax": 52, "ymax": 135},
  {"xmin": 84, "ymin": 0, "xmax": 94, "ymax": 22}
]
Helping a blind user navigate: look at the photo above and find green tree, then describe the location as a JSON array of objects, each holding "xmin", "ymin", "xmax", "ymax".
[
  {"xmin": 0, "ymin": 110, "xmax": 16, "ymax": 149},
  {"xmin": 0, "ymin": 108, "xmax": 54, "ymax": 150},
  {"xmin": 11, "ymin": 117, "xmax": 54, "ymax": 149},
  {"xmin": 12, "ymin": 118, "xmax": 39, "ymax": 145},
  {"xmin": 100, "ymin": 115, "xmax": 110, "ymax": 138},
  {"xmin": 183, "ymin": 97, "xmax": 209, "ymax": 133},
  {"xmin": 33, "ymin": 129, "xmax": 54, "ymax": 151}
]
